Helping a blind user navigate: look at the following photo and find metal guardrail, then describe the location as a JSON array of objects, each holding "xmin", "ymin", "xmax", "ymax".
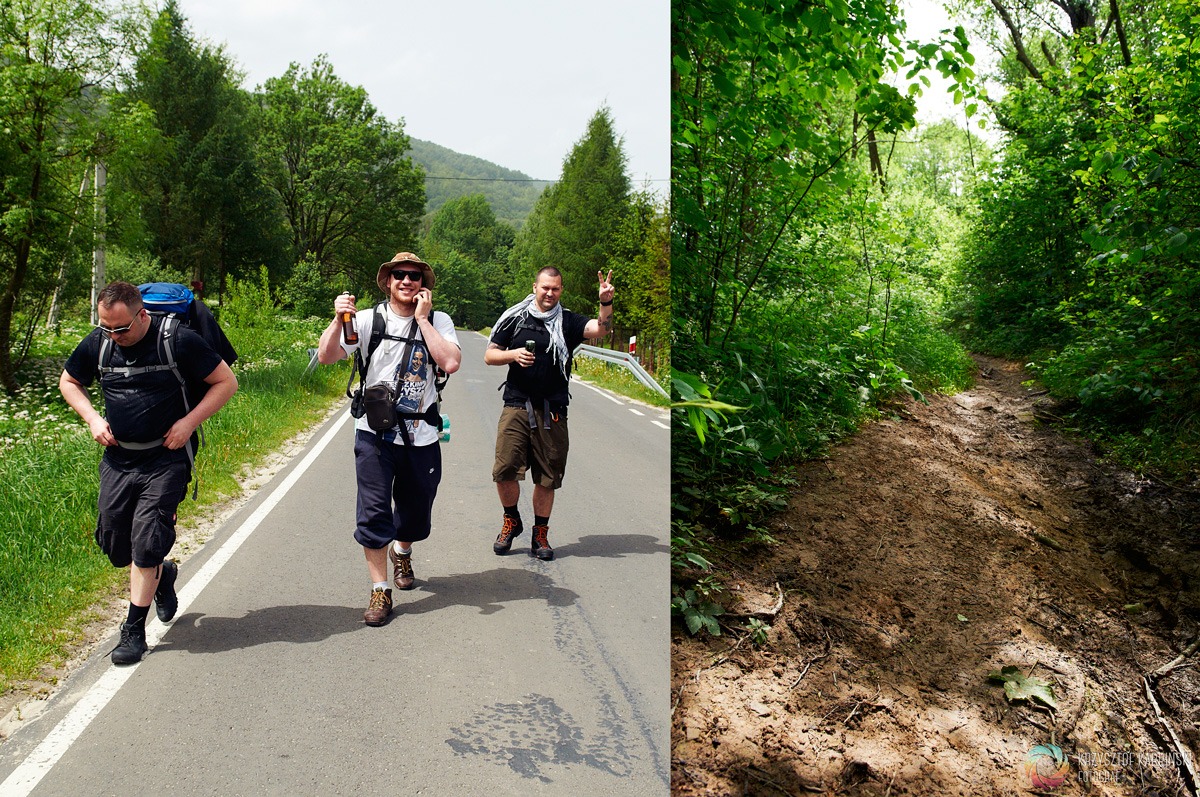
[{"xmin": 575, "ymin": 344, "xmax": 668, "ymax": 398}]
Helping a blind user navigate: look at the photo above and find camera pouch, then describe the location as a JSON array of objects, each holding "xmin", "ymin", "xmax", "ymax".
[
  {"xmin": 349, "ymin": 387, "xmax": 365, "ymax": 419},
  {"xmin": 362, "ymin": 383, "xmax": 399, "ymax": 431}
]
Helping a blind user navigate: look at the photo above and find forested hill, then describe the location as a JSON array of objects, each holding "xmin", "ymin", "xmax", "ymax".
[{"xmin": 409, "ymin": 138, "xmax": 551, "ymax": 228}]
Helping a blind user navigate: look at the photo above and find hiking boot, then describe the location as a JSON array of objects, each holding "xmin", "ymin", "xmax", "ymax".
[
  {"xmin": 110, "ymin": 622, "xmax": 148, "ymax": 666},
  {"xmin": 155, "ymin": 560, "xmax": 179, "ymax": 622},
  {"xmin": 493, "ymin": 516, "xmax": 523, "ymax": 555},
  {"xmin": 363, "ymin": 588, "xmax": 393, "ymax": 626},
  {"xmin": 389, "ymin": 546, "xmax": 415, "ymax": 590},
  {"xmin": 531, "ymin": 525, "xmax": 554, "ymax": 561}
]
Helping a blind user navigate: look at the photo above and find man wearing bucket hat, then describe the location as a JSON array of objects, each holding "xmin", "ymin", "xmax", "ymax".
[
  {"xmin": 484, "ymin": 266, "xmax": 615, "ymax": 560},
  {"xmin": 316, "ymin": 252, "xmax": 460, "ymax": 626}
]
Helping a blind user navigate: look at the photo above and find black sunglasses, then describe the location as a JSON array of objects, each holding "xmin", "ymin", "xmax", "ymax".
[
  {"xmin": 95, "ymin": 312, "xmax": 141, "ymax": 336},
  {"xmin": 390, "ymin": 269, "xmax": 423, "ymax": 283}
]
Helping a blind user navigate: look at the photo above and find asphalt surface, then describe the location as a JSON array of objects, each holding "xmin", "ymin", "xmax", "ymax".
[{"xmin": 0, "ymin": 331, "xmax": 670, "ymax": 796}]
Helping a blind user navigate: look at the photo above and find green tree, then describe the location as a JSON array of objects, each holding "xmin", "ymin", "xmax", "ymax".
[
  {"xmin": 425, "ymin": 193, "xmax": 515, "ymax": 265},
  {"xmin": 257, "ymin": 55, "xmax": 425, "ymax": 299},
  {"xmin": 422, "ymin": 193, "xmax": 514, "ymax": 327},
  {"xmin": 121, "ymin": 0, "xmax": 284, "ymax": 299},
  {"xmin": 510, "ymin": 107, "xmax": 632, "ymax": 312},
  {"xmin": 0, "ymin": 0, "xmax": 155, "ymax": 391},
  {"xmin": 606, "ymin": 190, "xmax": 669, "ymax": 363},
  {"xmin": 949, "ymin": 0, "xmax": 1200, "ymax": 473}
]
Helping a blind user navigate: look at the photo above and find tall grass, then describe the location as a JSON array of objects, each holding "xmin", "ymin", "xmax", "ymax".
[{"xmin": 0, "ymin": 313, "xmax": 349, "ymax": 691}]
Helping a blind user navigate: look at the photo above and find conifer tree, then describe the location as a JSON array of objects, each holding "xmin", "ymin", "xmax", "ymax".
[{"xmin": 511, "ymin": 107, "xmax": 631, "ymax": 311}]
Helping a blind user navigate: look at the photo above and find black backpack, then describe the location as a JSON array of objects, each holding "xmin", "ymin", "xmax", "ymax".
[{"xmin": 97, "ymin": 283, "xmax": 236, "ymax": 495}]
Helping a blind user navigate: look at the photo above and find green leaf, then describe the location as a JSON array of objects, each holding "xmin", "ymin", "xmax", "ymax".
[
  {"xmin": 988, "ymin": 665, "xmax": 1058, "ymax": 709},
  {"xmin": 956, "ymin": 614, "xmax": 969, "ymax": 622}
]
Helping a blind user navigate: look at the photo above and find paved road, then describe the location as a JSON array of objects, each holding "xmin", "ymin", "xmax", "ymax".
[{"xmin": 0, "ymin": 331, "xmax": 670, "ymax": 796}]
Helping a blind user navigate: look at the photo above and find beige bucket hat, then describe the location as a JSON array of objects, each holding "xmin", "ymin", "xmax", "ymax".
[{"xmin": 376, "ymin": 252, "xmax": 436, "ymax": 292}]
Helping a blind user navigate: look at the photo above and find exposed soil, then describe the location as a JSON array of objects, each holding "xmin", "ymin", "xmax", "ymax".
[{"xmin": 672, "ymin": 355, "xmax": 1200, "ymax": 796}]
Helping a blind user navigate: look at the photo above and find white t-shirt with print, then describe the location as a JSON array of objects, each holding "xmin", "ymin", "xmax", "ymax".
[{"xmin": 342, "ymin": 303, "xmax": 460, "ymax": 446}]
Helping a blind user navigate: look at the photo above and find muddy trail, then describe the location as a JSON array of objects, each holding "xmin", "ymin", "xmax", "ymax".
[{"xmin": 672, "ymin": 355, "xmax": 1200, "ymax": 796}]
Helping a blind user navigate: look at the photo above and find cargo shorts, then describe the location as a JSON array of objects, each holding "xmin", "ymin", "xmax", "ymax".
[
  {"xmin": 95, "ymin": 454, "xmax": 190, "ymax": 568},
  {"xmin": 492, "ymin": 404, "xmax": 570, "ymax": 489}
]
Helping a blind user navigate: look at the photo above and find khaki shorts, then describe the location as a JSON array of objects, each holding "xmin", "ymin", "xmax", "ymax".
[{"xmin": 492, "ymin": 405, "xmax": 570, "ymax": 489}]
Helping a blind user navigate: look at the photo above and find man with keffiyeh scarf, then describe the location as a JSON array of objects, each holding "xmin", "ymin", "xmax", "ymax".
[{"xmin": 485, "ymin": 266, "xmax": 615, "ymax": 560}]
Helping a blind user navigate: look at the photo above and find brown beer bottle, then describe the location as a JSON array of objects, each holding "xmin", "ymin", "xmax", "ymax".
[{"xmin": 341, "ymin": 310, "xmax": 358, "ymax": 344}]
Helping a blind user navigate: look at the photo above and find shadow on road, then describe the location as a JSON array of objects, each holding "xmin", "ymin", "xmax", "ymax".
[
  {"xmin": 552, "ymin": 533, "xmax": 669, "ymax": 559},
  {"xmin": 401, "ymin": 568, "xmax": 579, "ymax": 616},
  {"xmin": 155, "ymin": 604, "xmax": 361, "ymax": 654},
  {"xmin": 153, "ymin": 567, "xmax": 586, "ymax": 652}
]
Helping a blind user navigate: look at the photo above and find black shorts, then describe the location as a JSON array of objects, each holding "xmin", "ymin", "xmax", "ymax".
[
  {"xmin": 96, "ymin": 453, "xmax": 190, "ymax": 568},
  {"xmin": 353, "ymin": 431, "xmax": 442, "ymax": 548}
]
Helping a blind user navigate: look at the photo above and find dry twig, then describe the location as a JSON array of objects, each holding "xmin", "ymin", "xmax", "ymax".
[{"xmin": 1142, "ymin": 674, "xmax": 1200, "ymax": 797}]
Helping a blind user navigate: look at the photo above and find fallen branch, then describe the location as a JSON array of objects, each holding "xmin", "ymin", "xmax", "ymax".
[
  {"xmin": 791, "ymin": 632, "xmax": 833, "ymax": 691},
  {"xmin": 1149, "ymin": 636, "xmax": 1200, "ymax": 680},
  {"xmin": 724, "ymin": 582, "xmax": 785, "ymax": 620},
  {"xmin": 1142, "ymin": 674, "xmax": 1200, "ymax": 796}
]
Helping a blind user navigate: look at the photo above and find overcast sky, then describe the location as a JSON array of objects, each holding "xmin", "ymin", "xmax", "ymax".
[{"xmin": 174, "ymin": 0, "xmax": 669, "ymax": 190}]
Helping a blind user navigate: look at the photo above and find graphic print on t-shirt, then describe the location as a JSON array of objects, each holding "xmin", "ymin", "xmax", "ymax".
[{"xmin": 395, "ymin": 343, "xmax": 428, "ymax": 435}]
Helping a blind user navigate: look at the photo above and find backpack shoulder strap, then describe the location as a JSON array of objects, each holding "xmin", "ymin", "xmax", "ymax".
[
  {"xmin": 157, "ymin": 315, "xmax": 186, "ymax": 390},
  {"xmin": 98, "ymin": 332, "xmax": 113, "ymax": 373}
]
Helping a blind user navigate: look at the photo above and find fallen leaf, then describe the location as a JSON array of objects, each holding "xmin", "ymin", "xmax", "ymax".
[{"xmin": 988, "ymin": 665, "xmax": 1058, "ymax": 710}]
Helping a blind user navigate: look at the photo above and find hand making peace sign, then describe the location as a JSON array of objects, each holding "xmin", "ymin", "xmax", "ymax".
[{"xmin": 597, "ymin": 270, "xmax": 615, "ymax": 303}]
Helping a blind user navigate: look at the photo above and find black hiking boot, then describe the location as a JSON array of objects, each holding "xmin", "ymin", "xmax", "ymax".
[
  {"xmin": 155, "ymin": 560, "xmax": 179, "ymax": 623},
  {"xmin": 531, "ymin": 525, "xmax": 554, "ymax": 561},
  {"xmin": 110, "ymin": 622, "xmax": 148, "ymax": 666},
  {"xmin": 493, "ymin": 516, "xmax": 523, "ymax": 554}
]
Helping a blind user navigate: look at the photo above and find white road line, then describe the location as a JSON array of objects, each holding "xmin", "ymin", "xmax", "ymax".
[
  {"xmin": 573, "ymin": 378, "xmax": 625, "ymax": 405},
  {"xmin": 628, "ymin": 408, "xmax": 645, "ymax": 416},
  {"xmin": 652, "ymin": 421, "xmax": 669, "ymax": 430},
  {"xmin": 1, "ymin": 411, "xmax": 352, "ymax": 797}
]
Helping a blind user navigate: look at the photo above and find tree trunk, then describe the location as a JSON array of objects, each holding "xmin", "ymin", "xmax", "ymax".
[
  {"xmin": 91, "ymin": 161, "xmax": 107, "ymax": 326},
  {"xmin": 47, "ymin": 166, "xmax": 94, "ymax": 328},
  {"xmin": 990, "ymin": 0, "xmax": 1046, "ymax": 84}
]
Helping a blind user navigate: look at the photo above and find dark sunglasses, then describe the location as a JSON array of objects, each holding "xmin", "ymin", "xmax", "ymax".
[
  {"xmin": 94, "ymin": 313, "xmax": 141, "ymax": 336},
  {"xmin": 390, "ymin": 269, "xmax": 423, "ymax": 283}
]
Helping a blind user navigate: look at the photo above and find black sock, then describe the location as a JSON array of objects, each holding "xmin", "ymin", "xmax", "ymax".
[
  {"xmin": 504, "ymin": 505, "xmax": 521, "ymax": 525},
  {"xmin": 534, "ymin": 515, "xmax": 550, "ymax": 528},
  {"xmin": 127, "ymin": 603, "xmax": 150, "ymax": 626}
]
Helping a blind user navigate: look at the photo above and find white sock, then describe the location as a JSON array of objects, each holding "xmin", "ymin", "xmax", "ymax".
[
  {"xmin": 393, "ymin": 541, "xmax": 411, "ymax": 555},
  {"xmin": 373, "ymin": 581, "xmax": 388, "ymax": 591}
]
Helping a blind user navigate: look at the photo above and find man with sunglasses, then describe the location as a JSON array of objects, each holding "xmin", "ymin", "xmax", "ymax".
[
  {"xmin": 59, "ymin": 281, "xmax": 238, "ymax": 664},
  {"xmin": 317, "ymin": 252, "xmax": 460, "ymax": 626},
  {"xmin": 485, "ymin": 267, "xmax": 615, "ymax": 560}
]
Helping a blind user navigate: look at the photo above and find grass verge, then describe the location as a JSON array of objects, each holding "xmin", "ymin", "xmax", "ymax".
[
  {"xmin": 0, "ymin": 315, "xmax": 348, "ymax": 694},
  {"xmin": 572, "ymin": 354, "xmax": 669, "ymax": 407}
]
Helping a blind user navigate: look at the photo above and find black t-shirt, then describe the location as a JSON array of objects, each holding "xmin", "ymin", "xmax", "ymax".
[
  {"xmin": 490, "ymin": 309, "xmax": 588, "ymax": 409},
  {"xmin": 64, "ymin": 318, "xmax": 223, "ymax": 467}
]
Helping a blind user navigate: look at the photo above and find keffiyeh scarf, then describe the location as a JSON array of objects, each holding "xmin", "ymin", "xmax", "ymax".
[{"xmin": 494, "ymin": 294, "xmax": 569, "ymax": 381}]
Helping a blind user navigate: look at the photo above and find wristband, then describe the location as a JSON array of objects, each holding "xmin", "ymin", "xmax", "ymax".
[{"xmin": 599, "ymin": 299, "xmax": 613, "ymax": 307}]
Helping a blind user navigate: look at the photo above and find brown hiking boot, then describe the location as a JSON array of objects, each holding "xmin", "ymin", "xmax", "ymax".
[
  {"xmin": 363, "ymin": 588, "xmax": 393, "ymax": 626},
  {"xmin": 531, "ymin": 525, "xmax": 554, "ymax": 561},
  {"xmin": 493, "ymin": 515, "xmax": 523, "ymax": 555},
  {"xmin": 389, "ymin": 545, "xmax": 415, "ymax": 590}
]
